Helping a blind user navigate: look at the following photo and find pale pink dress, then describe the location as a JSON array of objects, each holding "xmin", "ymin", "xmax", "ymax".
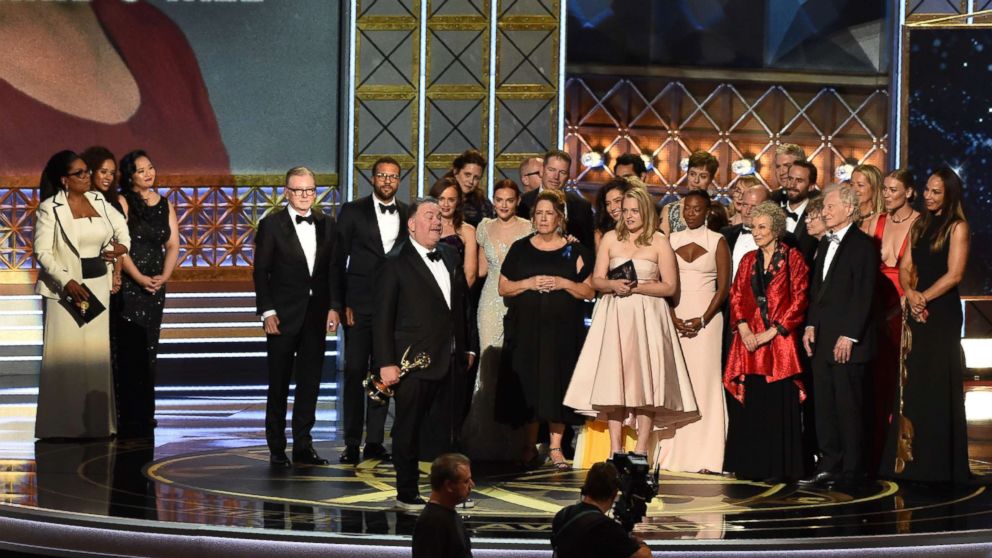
[
  {"xmin": 658, "ymin": 226, "xmax": 727, "ymax": 472},
  {"xmin": 565, "ymin": 257, "xmax": 698, "ymax": 432}
]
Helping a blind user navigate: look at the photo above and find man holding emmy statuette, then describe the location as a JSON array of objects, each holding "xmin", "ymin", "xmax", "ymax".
[{"xmin": 373, "ymin": 197, "xmax": 477, "ymax": 511}]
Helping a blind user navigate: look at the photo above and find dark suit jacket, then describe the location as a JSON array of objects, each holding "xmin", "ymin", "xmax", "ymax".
[
  {"xmin": 807, "ymin": 225, "xmax": 879, "ymax": 364},
  {"xmin": 252, "ymin": 208, "xmax": 335, "ymax": 336},
  {"xmin": 373, "ymin": 242, "xmax": 476, "ymax": 381},
  {"xmin": 331, "ymin": 195, "xmax": 409, "ymax": 314},
  {"xmin": 517, "ymin": 188, "xmax": 595, "ymax": 253},
  {"xmin": 783, "ymin": 191, "xmax": 821, "ymax": 265}
]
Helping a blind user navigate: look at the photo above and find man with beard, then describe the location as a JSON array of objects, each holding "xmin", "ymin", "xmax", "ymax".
[
  {"xmin": 784, "ymin": 160, "xmax": 821, "ymax": 264},
  {"xmin": 772, "ymin": 143, "xmax": 806, "ymax": 202},
  {"xmin": 330, "ymin": 157, "xmax": 409, "ymax": 464}
]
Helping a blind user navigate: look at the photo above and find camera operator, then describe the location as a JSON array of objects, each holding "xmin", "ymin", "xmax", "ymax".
[{"xmin": 550, "ymin": 462, "xmax": 651, "ymax": 558}]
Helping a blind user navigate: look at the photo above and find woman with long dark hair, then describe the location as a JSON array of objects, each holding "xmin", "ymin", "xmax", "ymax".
[
  {"xmin": 451, "ymin": 149, "xmax": 494, "ymax": 227},
  {"xmin": 34, "ymin": 150, "xmax": 130, "ymax": 438},
  {"xmin": 592, "ymin": 178, "xmax": 631, "ymax": 251},
  {"xmin": 115, "ymin": 150, "xmax": 179, "ymax": 437},
  {"xmin": 880, "ymin": 166, "xmax": 970, "ymax": 483}
]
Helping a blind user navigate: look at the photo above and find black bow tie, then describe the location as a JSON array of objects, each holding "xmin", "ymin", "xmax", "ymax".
[
  {"xmin": 740, "ymin": 228, "xmax": 752, "ymax": 235},
  {"xmin": 784, "ymin": 209, "xmax": 800, "ymax": 221},
  {"xmin": 295, "ymin": 214, "xmax": 314, "ymax": 225},
  {"xmin": 379, "ymin": 203, "xmax": 397, "ymax": 214},
  {"xmin": 426, "ymin": 251, "xmax": 442, "ymax": 262}
]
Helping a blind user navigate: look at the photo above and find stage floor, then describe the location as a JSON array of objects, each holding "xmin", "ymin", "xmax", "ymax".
[{"xmin": 1, "ymin": 390, "xmax": 992, "ymax": 554}]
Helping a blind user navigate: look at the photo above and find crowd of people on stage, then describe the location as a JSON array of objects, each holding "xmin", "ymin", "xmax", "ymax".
[
  {"xmin": 318, "ymin": 143, "xmax": 974, "ymax": 511},
  {"xmin": 33, "ymin": 148, "xmax": 177, "ymax": 441},
  {"xmin": 33, "ymin": 139, "xmax": 974, "ymax": 510}
]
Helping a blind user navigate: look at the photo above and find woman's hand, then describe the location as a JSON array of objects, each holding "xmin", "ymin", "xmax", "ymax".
[
  {"xmin": 136, "ymin": 274, "xmax": 158, "ymax": 294},
  {"xmin": 738, "ymin": 323, "xmax": 758, "ymax": 352},
  {"xmin": 905, "ymin": 289, "xmax": 927, "ymax": 315},
  {"xmin": 101, "ymin": 241, "xmax": 127, "ymax": 262},
  {"xmin": 64, "ymin": 279, "xmax": 89, "ymax": 302},
  {"xmin": 111, "ymin": 273, "xmax": 122, "ymax": 294},
  {"xmin": 612, "ymin": 279, "xmax": 633, "ymax": 297},
  {"xmin": 754, "ymin": 328, "xmax": 777, "ymax": 347}
]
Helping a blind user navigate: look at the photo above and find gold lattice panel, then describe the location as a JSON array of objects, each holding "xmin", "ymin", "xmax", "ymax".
[
  {"xmin": 564, "ymin": 75, "xmax": 889, "ymax": 203},
  {"xmin": 492, "ymin": 0, "xmax": 561, "ymax": 184},
  {"xmin": 353, "ymin": 0, "xmax": 421, "ymax": 201},
  {"xmin": 348, "ymin": 0, "xmax": 562, "ymax": 199},
  {"xmin": 0, "ymin": 183, "xmax": 340, "ymax": 279}
]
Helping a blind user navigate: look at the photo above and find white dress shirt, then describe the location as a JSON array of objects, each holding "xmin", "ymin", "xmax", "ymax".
[
  {"xmin": 374, "ymin": 196, "xmax": 400, "ymax": 254},
  {"xmin": 410, "ymin": 238, "xmax": 451, "ymax": 309},
  {"xmin": 262, "ymin": 209, "xmax": 317, "ymax": 320},
  {"xmin": 731, "ymin": 227, "xmax": 757, "ymax": 280},
  {"xmin": 784, "ymin": 198, "xmax": 809, "ymax": 234},
  {"xmin": 822, "ymin": 222, "xmax": 852, "ymax": 280}
]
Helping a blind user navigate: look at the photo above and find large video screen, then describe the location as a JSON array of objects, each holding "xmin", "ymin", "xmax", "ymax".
[
  {"xmin": 0, "ymin": 0, "xmax": 339, "ymax": 177},
  {"xmin": 907, "ymin": 28, "xmax": 992, "ymax": 296}
]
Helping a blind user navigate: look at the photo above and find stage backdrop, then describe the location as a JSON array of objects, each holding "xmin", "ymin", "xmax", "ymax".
[
  {"xmin": 0, "ymin": 0, "xmax": 339, "ymax": 178},
  {"xmin": 906, "ymin": 28, "xmax": 992, "ymax": 296}
]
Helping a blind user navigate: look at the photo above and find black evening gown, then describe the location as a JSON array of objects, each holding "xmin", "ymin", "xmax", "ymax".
[
  {"xmin": 499, "ymin": 235, "xmax": 590, "ymax": 427},
  {"xmin": 724, "ymin": 376, "xmax": 804, "ymax": 481},
  {"xmin": 879, "ymin": 219, "xmax": 970, "ymax": 483},
  {"xmin": 114, "ymin": 191, "xmax": 170, "ymax": 436}
]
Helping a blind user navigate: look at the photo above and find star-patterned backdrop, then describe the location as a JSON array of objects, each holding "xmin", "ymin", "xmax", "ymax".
[{"xmin": 907, "ymin": 29, "xmax": 992, "ymax": 296}]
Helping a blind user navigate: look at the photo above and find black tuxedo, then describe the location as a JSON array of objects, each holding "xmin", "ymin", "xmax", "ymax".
[
  {"xmin": 253, "ymin": 208, "xmax": 336, "ymax": 455},
  {"xmin": 517, "ymin": 188, "xmax": 595, "ymax": 253},
  {"xmin": 806, "ymin": 224, "xmax": 878, "ymax": 475},
  {"xmin": 783, "ymin": 191, "xmax": 821, "ymax": 265},
  {"xmin": 373, "ymin": 241, "xmax": 474, "ymax": 501},
  {"xmin": 330, "ymin": 195, "xmax": 409, "ymax": 448}
]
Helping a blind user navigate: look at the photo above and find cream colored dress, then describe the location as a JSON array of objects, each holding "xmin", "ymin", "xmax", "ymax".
[
  {"xmin": 35, "ymin": 217, "xmax": 117, "ymax": 439},
  {"xmin": 658, "ymin": 226, "xmax": 728, "ymax": 472},
  {"xmin": 565, "ymin": 258, "xmax": 698, "ymax": 435}
]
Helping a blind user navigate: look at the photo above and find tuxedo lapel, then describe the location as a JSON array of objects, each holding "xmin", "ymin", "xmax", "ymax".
[
  {"xmin": 404, "ymin": 243, "xmax": 447, "ymax": 307},
  {"xmin": 279, "ymin": 210, "xmax": 309, "ymax": 270},
  {"xmin": 366, "ymin": 196, "xmax": 387, "ymax": 256},
  {"xmin": 815, "ymin": 232, "xmax": 852, "ymax": 301},
  {"xmin": 314, "ymin": 212, "xmax": 328, "ymax": 259}
]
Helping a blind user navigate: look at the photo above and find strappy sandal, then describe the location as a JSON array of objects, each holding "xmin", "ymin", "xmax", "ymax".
[{"xmin": 549, "ymin": 447, "xmax": 572, "ymax": 471}]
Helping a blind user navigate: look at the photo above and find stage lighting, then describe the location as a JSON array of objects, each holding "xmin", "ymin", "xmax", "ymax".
[{"xmin": 580, "ymin": 151, "xmax": 605, "ymax": 168}]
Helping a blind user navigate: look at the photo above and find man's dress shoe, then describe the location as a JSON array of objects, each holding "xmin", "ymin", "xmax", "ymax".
[
  {"xmin": 363, "ymin": 443, "xmax": 391, "ymax": 462},
  {"xmin": 339, "ymin": 445, "xmax": 360, "ymax": 465},
  {"xmin": 293, "ymin": 447, "xmax": 329, "ymax": 466},
  {"xmin": 269, "ymin": 452, "xmax": 292, "ymax": 468}
]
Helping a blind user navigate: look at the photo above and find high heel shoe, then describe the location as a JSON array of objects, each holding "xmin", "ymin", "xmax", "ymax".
[{"xmin": 549, "ymin": 447, "xmax": 572, "ymax": 471}]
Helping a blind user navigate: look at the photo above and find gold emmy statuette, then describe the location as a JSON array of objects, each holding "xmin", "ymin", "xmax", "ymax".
[
  {"xmin": 363, "ymin": 346, "xmax": 431, "ymax": 405},
  {"xmin": 78, "ymin": 300, "xmax": 90, "ymax": 317}
]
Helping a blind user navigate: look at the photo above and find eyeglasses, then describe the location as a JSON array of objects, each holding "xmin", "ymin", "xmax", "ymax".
[
  {"xmin": 67, "ymin": 169, "xmax": 92, "ymax": 179},
  {"xmin": 804, "ymin": 213, "xmax": 821, "ymax": 221},
  {"xmin": 374, "ymin": 173, "xmax": 400, "ymax": 182},
  {"xmin": 288, "ymin": 187, "xmax": 316, "ymax": 196},
  {"xmin": 523, "ymin": 171, "xmax": 541, "ymax": 178}
]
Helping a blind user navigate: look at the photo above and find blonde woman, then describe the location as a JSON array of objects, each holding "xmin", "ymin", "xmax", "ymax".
[
  {"xmin": 851, "ymin": 163, "xmax": 885, "ymax": 234},
  {"xmin": 566, "ymin": 187, "xmax": 698, "ymax": 459}
]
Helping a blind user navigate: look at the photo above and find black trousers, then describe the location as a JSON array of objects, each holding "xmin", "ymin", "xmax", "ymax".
[
  {"xmin": 812, "ymin": 357, "xmax": 867, "ymax": 475},
  {"xmin": 393, "ymin": 374, "xmax": 451, "ymax": 501},
  {"xmin": 341, "ymin": 312, "xmax": 388, "ymax": 447},
  {"xmin": 265, "ymin": 301, "xmax": 327, "ymax": 455}
]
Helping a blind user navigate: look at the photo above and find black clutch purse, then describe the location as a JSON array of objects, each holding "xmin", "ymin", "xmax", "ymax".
[
  {"xmin": 606, "ymin": 260, "xmax": 638, "ymax": 287},
  {"xmin": 59, "ymin": 283, "xmax": 106, "ymax": 327}
]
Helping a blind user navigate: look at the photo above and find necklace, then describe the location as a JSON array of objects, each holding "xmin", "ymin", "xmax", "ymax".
[{"xmin": 889, "ymin": 206, "xmax": 914, "ymax": 224}]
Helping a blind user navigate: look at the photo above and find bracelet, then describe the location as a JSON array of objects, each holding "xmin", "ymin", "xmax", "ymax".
[{"xmin": 698, "ymin": 316, "xmax": 706, "ymax": 329}]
